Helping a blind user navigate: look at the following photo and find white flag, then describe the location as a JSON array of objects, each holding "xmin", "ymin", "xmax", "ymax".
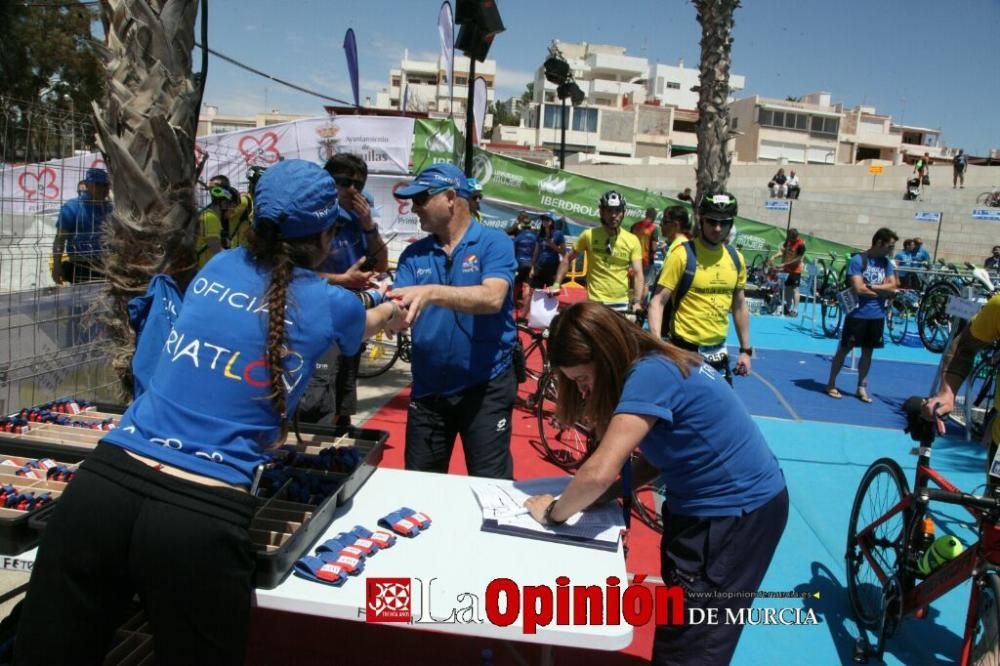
[
  {"xmin": 472, "ymin": 77, "xmax": 488, "ymax": 144},
  {"xmin": 437, "ymin": 1, "xmax": 455, "ymax": 112}
]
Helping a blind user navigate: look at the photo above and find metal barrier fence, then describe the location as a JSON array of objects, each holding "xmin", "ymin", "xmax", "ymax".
[{"xmin": 1, "ymin": 99, "xmax": 116, "ymax": 415}]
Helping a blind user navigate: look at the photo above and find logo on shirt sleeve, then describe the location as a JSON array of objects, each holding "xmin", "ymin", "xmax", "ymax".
[{"xmin": 461, "ymin": 254, "xmax": 480, "ymax": 273}]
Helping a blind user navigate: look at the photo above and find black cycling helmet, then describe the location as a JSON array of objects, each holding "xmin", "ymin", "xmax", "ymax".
[
  {"xmin": 599, "ymin": 190, "xmax": 626, "ymax": 210},
  {"xmin": 697, "ymin": 191, "xmax": 738, "ymax": 220}
]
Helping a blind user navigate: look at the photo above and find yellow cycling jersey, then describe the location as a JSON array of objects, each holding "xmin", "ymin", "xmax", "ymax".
[
  {"xmin": 969, "ymin": 294, "xmax": 1000, "ymax": 444},
  {"xmin": 667, "ymin": 234, "xmax": 689, "ymax": 255},
  {"xmin": 228, "ymin": 193, "xmax": 253, "ymax": 248},
  {"xmin": 198, "ymin": 208, "xmax": 223, "ymax": 268},
  {"xmin": 574, "ymin": 227, "xmax": 642, "ymax": 304},
  {"xmin": 658, "ymin": 237, "xmax": 747, "ymax": 346}
]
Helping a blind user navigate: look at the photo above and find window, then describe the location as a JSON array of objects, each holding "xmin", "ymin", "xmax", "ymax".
[
  {"xmin": 572, "ymin": 107, "xmax": 598, "ymax": 132},
  {"xmin": 731, "ymin": 117, "xmax": 739, "ymax": 130},
  {"xmin": 666, "ymin": 81, "xmax": 681, "ymax": 90},
  {"xmin": 455, "ymin": 76, "xmax": 468, "ymax": 86},
  {"xmin": 759, "ymin": 108, "xmax": 809, "ymax": 132},
  {"xmin": 810, "ymin": 116, "xmax": 839, "ymax": 136},
  {"xmin": 543, "ymin": 105, "xmax": 565, "ymax": 129}
]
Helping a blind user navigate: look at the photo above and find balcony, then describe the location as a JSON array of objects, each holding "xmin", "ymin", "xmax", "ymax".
[{"xmin": 584, "ymin": 52, "xmax": 647, "ymax": 78}]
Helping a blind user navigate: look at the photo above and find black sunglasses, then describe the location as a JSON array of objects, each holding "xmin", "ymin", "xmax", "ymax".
[
  {"xmin": 411, "ymin": 187, "xmax": 449, "ymax": 207},
  {"xmin": 704, "ymin": 217, "xmax": 735, "ymax": 227},
  {"xmin": 333, "ymin": 175, "xmax": 366, "ymax": 190}
]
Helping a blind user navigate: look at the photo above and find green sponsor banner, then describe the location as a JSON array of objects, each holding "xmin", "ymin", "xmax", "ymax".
[
  {"xmin": 408, "ymin": 118, "xmax": 859, "ymax": 263},
  {"xmin": 410, "ymin": 118, "xmax": 463, "ymax": 173}
]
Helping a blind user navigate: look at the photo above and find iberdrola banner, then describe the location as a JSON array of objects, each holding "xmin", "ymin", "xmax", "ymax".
[{"xmin": 407, "ymin": 118, "xmax": 857, "ymax": 264}]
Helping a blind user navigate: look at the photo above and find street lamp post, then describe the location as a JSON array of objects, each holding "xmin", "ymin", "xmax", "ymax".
[{"xmin": 559, "ymin": 96, "xmax": 568, "ymax": 170}]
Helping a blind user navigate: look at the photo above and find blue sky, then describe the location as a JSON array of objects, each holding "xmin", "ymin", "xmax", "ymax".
[{"xmin": 199, "ymin": 0, "xmax": 999, "ymax": 155}]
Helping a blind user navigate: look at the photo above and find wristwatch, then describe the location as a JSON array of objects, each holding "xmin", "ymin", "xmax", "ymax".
[
  {"xmin": 739, "ymin": 347, "xmax": 753, "ymax": 356},
  {"xmin": 543, "ymin": 499, "xmax": 565, "ymax": 525}
]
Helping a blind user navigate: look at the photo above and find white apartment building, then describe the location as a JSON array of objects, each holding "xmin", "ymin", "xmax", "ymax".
[
  {"xmin": 498, "ymin": 41, "xmax": 745, "ymax": 162},
  {"xmin": 373, "ymin": 50, "xmax": 495, "ymax": 131},
  {"xmin": 730, "ymin": 92, "xmax": 956, "ymax": 165},
  {"xmin": 648, "ymin": 59, "xmax": 745, "ymax": 110},
  {"xmin": 197, "ymin": 106, "xmax": 310, "ymax": 137}
]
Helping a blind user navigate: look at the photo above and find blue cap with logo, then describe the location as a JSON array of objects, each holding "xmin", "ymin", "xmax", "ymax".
[
  {"xmin": 396, "ymin": 163, "xmax": 473, "ymax": 200},
  {"xmin": 84, "ymin": 168, "xmax": 109, "ymax": 184},
  {"xmin": 253, "ymin": 160, "xmax": 340, "ymax": 239}
]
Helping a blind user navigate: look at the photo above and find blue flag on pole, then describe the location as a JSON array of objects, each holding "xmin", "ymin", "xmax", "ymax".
[{"xmin": 343, "ymin": 28, "xmax": 360, "ymax": 107}]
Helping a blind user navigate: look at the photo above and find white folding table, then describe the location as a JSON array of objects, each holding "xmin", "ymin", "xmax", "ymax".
[{"xmin": 254, "ymin": 467, "xmax": 633, "ymax": 652}]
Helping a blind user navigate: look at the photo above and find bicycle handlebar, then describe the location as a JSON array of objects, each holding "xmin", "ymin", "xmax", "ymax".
[{"xmin": 921, "ymin": 487, "xmax": 1000, "ymax": 512}]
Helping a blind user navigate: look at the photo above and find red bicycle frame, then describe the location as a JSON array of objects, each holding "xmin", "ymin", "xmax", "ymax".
[{"xmin": 856, "ymin": 460, "xmax": 1000, "ymax": 664}]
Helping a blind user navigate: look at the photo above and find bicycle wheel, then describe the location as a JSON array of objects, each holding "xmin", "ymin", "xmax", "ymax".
[
  {"xmin": 918, "ymin": 281, "xmax": 960, "ymax": 353},
  {"xmin": 971, "ymin": 572, "xmax": 1000, "ymax": 665},
  {"xmin": 632, "ymin": 478, "xmax": 666, "ymax": 533},
  {"xmin": 820, "ymin": 268, "xmax": 843, "ymax": 337},
  {"xmin": 965, "ymin": 354, "xmax": 997, "ymax": 440},
  {"xmin": 357, "ymin": 330, "xmax": 401, "ymax": 378},
  {"xmin": 978, "ymin": 192, "xmax": 999, "ymax": 207},
  {"xmin": 846, "ymin": 458, "xmax": 912, "ymax": 629},
  {"xmin": 521, "ymin": 335, "xmax": 548, "ymax": 385},
  {"xmin": 887, "ymin": 295, "xmax": 909, "ymax": 344},
  {"xmin": 536, "ymin": 373, "xmax": 594, "ymax": 471}
]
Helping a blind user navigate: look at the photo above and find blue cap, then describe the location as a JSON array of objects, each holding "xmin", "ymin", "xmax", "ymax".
[
  {"xmin": 396, "ymin": 163, "xmax": 472, "ymax": 200},
  {"xmin": 253, "ymin": 160, "xmax": 340, "ymax": 239},
  {"xmin": 467, "ymin": 177, "xmax": 483, "ymax": 193},
  {"xmin": 84, "ymin": 168, "xmax": 109, "ymax": 184},
  {"xmin": 540, "ymin": 210, "xmax": 557, "ymax": 220}
]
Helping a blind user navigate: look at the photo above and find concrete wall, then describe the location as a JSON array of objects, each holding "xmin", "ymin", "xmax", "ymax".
[{"xmin": 568, "ymin": 163, "xmax": 1000, "ymax": 263}]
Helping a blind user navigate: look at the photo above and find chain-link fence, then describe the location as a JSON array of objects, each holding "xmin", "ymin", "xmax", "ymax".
[{"xmin": 0, "ymin": 98, "xmax": 116, "ymax": 414}]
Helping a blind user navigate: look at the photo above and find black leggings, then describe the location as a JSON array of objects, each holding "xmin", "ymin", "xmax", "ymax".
[{"xmin": 15, "ymin": 443, "xmax": 256, "ymax": 665}]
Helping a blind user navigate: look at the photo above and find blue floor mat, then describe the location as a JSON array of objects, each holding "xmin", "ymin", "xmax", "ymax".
[
  {"xmin": 737, "ymin": 349, "xmax": 937, "ymax": 429},
  {"xmin": 735, "ymin": 418, "xmax": 987, "ymax": 665}
]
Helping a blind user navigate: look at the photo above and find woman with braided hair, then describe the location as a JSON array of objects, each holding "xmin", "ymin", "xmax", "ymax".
[{"xmin": 15, "ymin": 160, "xmax": 402, "ymax": 664}]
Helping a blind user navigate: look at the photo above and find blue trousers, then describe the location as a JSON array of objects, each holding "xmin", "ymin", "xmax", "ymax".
[{"xmin": 653, "ymin": 487, "xmax": 789, "ymax": 665}]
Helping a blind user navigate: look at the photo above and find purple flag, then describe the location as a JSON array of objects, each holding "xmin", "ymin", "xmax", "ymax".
[
  {"xmin": 437, "ymin": 2, "xmax": 455, "ymax": 114},
  {"xmin": 343, "ymin": 28, "xmax": 360, "ymax": 107}
]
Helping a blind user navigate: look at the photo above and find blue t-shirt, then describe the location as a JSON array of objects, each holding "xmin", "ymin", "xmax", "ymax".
[
  {"xmin": 513, "ymin": 229, "xmax": 539, "ymax": 268},
  {"xmin": 848, "ymin": 253, "xmax": 894, "ymax": 319},
  {"xmin": 536, "ymin": 230, "xmax": 566, "ymax": 267},
  {"xmin": 911, "ymin": 247, "xmax": 930, "ymax": 267},
  {"xmin": 393, "ymin": 221, "xmax": 517, "ymax": 398},
  {"xmin": 57, "ymin": 195, "xmax": 113, "ymax": 259},
  {"xmin": 317, "ymin": 191, "xmax": 376, "ymax": 275},
  {"xmin": 615, "ymin": 354, "xmax": 786, "ymax": 517},
  {"xmin": 102, "ymin": 248, "xmax": 366, "ymax": 487}
]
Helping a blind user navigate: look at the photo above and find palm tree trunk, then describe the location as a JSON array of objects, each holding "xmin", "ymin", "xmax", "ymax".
[
  {"xmin": 694, "ymin": 0, "xmax": 740, "ymax": 202},
  {"xmin": 93, "ymin": 0, "xmax": 201, "ymax": 398}
]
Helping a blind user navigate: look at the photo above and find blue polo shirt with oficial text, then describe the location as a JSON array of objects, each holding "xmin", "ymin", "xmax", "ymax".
[
  {"xmin": 393, "ymin": 221, "xmax": 517, "ymax": 398},
  {"xmin": 101, "ymin": 248, "xmax": 365, "ymax": 487},
  {"xmin": 614, "ymin": 354, "xmax": 786, "ymax": 517}
]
